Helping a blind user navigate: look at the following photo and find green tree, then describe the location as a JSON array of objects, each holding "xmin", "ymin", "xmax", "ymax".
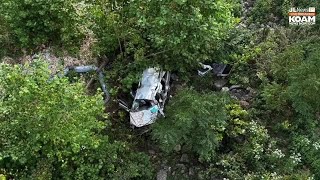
[
  {"xmin": 0, "ymin": 15, "xmax": 13, "ymax": 59},
  {"xmin": 1, "ymin": 0, "xmax": 84, "ymax": 51},
  {"xmin": 260, "ymin": 38, "xmax": 320, "ymax": 123},
  {"xmin": 287, "ymin": 46, "xmax": 320, "ymax": 119},
  {"xmin": 152, "ymin": 89, "xmax": 230, "ymax": 162},
  {"xmin": 88, "ymin": 0, "xmax": 236, "ymax": 91},
  {"xmin": 199, "ymin": 105, "xmax": 310, "ymax": 179},
  {"xmin": 0, "ymin": 59, "xmax": 153, "ymax": 179}
]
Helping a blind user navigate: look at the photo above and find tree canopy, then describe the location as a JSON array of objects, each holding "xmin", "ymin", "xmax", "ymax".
[{"xmin": 0, "ymin": 60, "xmax": 152, "ymax": 179}]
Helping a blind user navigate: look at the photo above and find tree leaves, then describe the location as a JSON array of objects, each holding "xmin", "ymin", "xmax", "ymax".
[
  {"xmin": 0, "ymin": 59, "xmax": 153, "ymax": 179},
  {"xmin": 152, "ymin": 88, "xmax": 230, "ymax": 162}
]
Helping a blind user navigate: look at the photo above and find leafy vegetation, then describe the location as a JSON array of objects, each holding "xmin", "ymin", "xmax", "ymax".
[
  {"xmin": 0, "ymin": 60, "xmax": 152, "ymax": 179},
  {"xmin": 152, "ymin": 89, "xmax": 230, "ymax": 162},
  {"xmin": 0, "ymin": 0, "xmax": 319, "ymax": 179},
  {"xmin": 1, "ymin": 0, "xmax": 85, "ymax": 53}
]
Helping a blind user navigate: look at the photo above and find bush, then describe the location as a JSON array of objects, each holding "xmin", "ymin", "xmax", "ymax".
[
  {"xmin": 259, "ymin": 38, "xmax": 320, "ymax": 118},
  {"xmin": 1, "ymin": 0, "xmax": 84, "ymax": 51},
  {"xmin": 0, "ymin": 59, "xmax": 153, "ymax": 179},
  {"xmin": 88, "ymin": 0, "xmax": 237, "ymax": 92},
  {"xmin": 201, "ymin": 105, "xmax": 309, "ymax": 179},
  {"xmin": 0, "ymin": 16, "xmax": 14, "ymax": 59},
  {"xmin": 287, "ymin": 45, "xmax": 320, "ymax": 118},
  {"xmin": 152, "ymin": 89, "xmax": 230, "ymax": 162}
]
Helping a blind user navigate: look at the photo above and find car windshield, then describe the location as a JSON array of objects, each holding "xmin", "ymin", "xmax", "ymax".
[{"xmin": 131, "ymin": 99, "xmax": 153, "ymax": 111}]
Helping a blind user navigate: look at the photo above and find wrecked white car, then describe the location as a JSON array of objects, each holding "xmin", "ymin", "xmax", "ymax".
[{"xmin": 119, "ymin": 68, "xmax": 171, "ymax": 128}]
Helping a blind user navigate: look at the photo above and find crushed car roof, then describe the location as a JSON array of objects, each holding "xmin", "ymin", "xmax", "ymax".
[{"xmin": 135, "ymin": 68, "xmax": 162, "ymax": 100}]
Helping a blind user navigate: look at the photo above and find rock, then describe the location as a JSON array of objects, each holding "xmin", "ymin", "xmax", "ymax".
[
  {"xmin": 157, "ymin": 169, "xmax": 168, "ymax": 180},
  {"xmin": 180, "ymin": 154, "xmax": 189, "ymax": 163},
  {"xmin": 242, "ymin": 95, "xmax": 252, "ymax": 101},
  {"xmin": 229, "ymin": 86, "xmax": 253, "ymax": 101},
  {"xmin": 229, "ymin": 85, "xmax": 243, "ymax": 90},
  {"xmin": 214, "ymin": 79, "xmax": 228, "ymax": 89},
  {"xmin": 240, "ymin": 100, "xmax": 250, "ymax": 108},
  {"xmin": 148, "ymin": 149, "xmax": 156, "ymax": 155},
  {"xmin": 176, "ymin": 164, "xmax": 187, "ymax": 173},
  {"xmin": 161, "ymin": 160, "xmax": 168, "ymax": 165},
  {"xmin": 188, "ymin": 168, "xmax": 195, "ymax": 176},
  {"xmin": 221, "ymin": 87, "xmax": 229, "ymax": 92},
  {"xmin": 174, "ymin": 144, "xmax": 181, "ymax": 152},
  {"xmin": 247, "ymin": 87, "xmax": 257, "ymax": 96},
  {"xmin": 171, "ymin": 73, "xmax": 179, "ymax": 81},
  {"xmin": 148, "ymin": 150, "xmax": 156, "ymax": 155}
]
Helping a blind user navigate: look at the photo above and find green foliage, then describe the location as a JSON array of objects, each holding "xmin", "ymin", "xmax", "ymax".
[
  {"xmin": 291, "ymin": 135, "xmax": 320, "ymax": 179},
  {"xmin": 287, "ymin": 47, "xmax": 320, "ymax": 118},
  {"xmin": 227, "ymin": 27, "xmax": 291, "ymax": 86},
  {"xmin": 152, "ymin": 89, "xmax": 230, "ymax": 162},
  {"xmin": 1, "ymin": 0, "xmax": 320, "ymax": 178},
  {"xmin": 1, "ymin": 0, "xmax": 85, "ymax": 51},
  {"xmin": 55, "ymin": 138, "xmax": 153, "ymax": 180},
  {"xmin": 261, "ymin": 82, "xmax": 289, "ymax": 111},
  {"xmin": 0, "ymin": 16, "xmax": 14, "ymax": 59},
  {"xmin": 259, "ymin": 37, "xmax": 320, "ymax": 118},
  {"xmin": 196, "ymin": 103, "xmax": 315, "ymax": 179},
  {"xmin": 249, "ymin": 0, "xmax": 291, "ymax": 25},
  {"xmin": 129, "ymin": 0, "xmax": 236, "ymax": 70},
  {"xmin": 0, "ymin": 59, "xmax": 105, "ymax": 160},
  {"xmin": 249, "ymin": 0, "xmax": 274, "ymax": 24},
  {"xmin": 225, "ymin": 104, "xmax": 249, "ymax": 137},
  {"xmin": 243, "ymin": 29, "xmax": 320, "ymax": 180},
  {"xmin": 88, "ymin": 0, "xmax": 236, "ymax": 91},
  {"xmin": 0, "ymin": 59, "xmax": 153, "ymax": 179}
]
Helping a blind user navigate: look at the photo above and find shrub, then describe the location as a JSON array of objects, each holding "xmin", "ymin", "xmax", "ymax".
[
  {"xmin": 88, "ymin": 0, "xmax": 237, "ymax": 91},
  {"xmin": 152, "ymin": 88, "xmax": 230, "ymax": 162},
  {"xmin": 0, "ymin": 16, "xmax": 14, "ymax": 59},
  {"xmin": 1, "ymin": 0, "xmax": 84, "ymax": 51},
  {"xmin": 287, "ymin": 45, "xmax": 320, "ymax": 118},
  {"xmin": 0, "ymin": 59, "xmax": 153, "ymax": 179}
]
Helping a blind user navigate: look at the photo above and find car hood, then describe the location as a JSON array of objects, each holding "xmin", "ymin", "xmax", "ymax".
[{"xmin": 130, "ymin": 106, "xmax": 159, "ymax": 127}]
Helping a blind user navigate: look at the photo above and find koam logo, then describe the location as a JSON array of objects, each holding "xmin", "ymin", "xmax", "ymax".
[
  {"xmin": 290, "ymin": 16, "xmax": 315, "ymax": 23},
  {"xmin": 289, "ymin": 7, "xmax": 316, "ymax": 25}
]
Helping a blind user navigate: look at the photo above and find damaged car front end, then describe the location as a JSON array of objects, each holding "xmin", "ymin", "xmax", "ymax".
[{"xmin": 119, "ymin": 68, "xmax": 171, "ymax": 128}]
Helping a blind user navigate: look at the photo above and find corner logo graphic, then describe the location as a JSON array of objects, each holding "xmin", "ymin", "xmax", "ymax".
[{"xmin": 289, "ymin": 7, "xmax": 316, "ymax": 25}]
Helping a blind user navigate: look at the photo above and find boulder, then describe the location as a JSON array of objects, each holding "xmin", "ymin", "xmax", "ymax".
[
  {"xmin": 214, "ymin": 79, "xmax": 228, "ymax": 89},
  {"xmin": 180, "ymin": 154, "xmax": 189, "ymax": 163},
  {"xmin": 157, "ymin": 169, "xmax": 168, "ymax": 180},
  {"xmin": 174, "ymin": 144, "xmax": 181, "ymax": 152},
  {"xmin": 240, "ymin": 100, "xmax": 250, "ymax": 108}
]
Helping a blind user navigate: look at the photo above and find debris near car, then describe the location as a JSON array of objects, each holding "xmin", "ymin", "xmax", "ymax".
[
  {"xmin": 198, "ymin": 62, "xmax": 233, "ymax": 90},
  {"xmin": 119, "ymin": 68, "xmax": 171, "ymax": 128},
  {"xmin": 47, "ymin": 64, "xmax": 110, "ymax": 104},
  {"xmin": 197, "ymin": 62, "xmax": 256, "ymax": 108},
  {"xmin": 30, "ymin": 52, "xmax": 110, "ymax": 103},
  {"xmin": 198, "ymin": 62, "xmax": 232, "ymax": 77},
  {"xmin": 62, "ymin": 65, "xmax": 110, "ymax": 103}
]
